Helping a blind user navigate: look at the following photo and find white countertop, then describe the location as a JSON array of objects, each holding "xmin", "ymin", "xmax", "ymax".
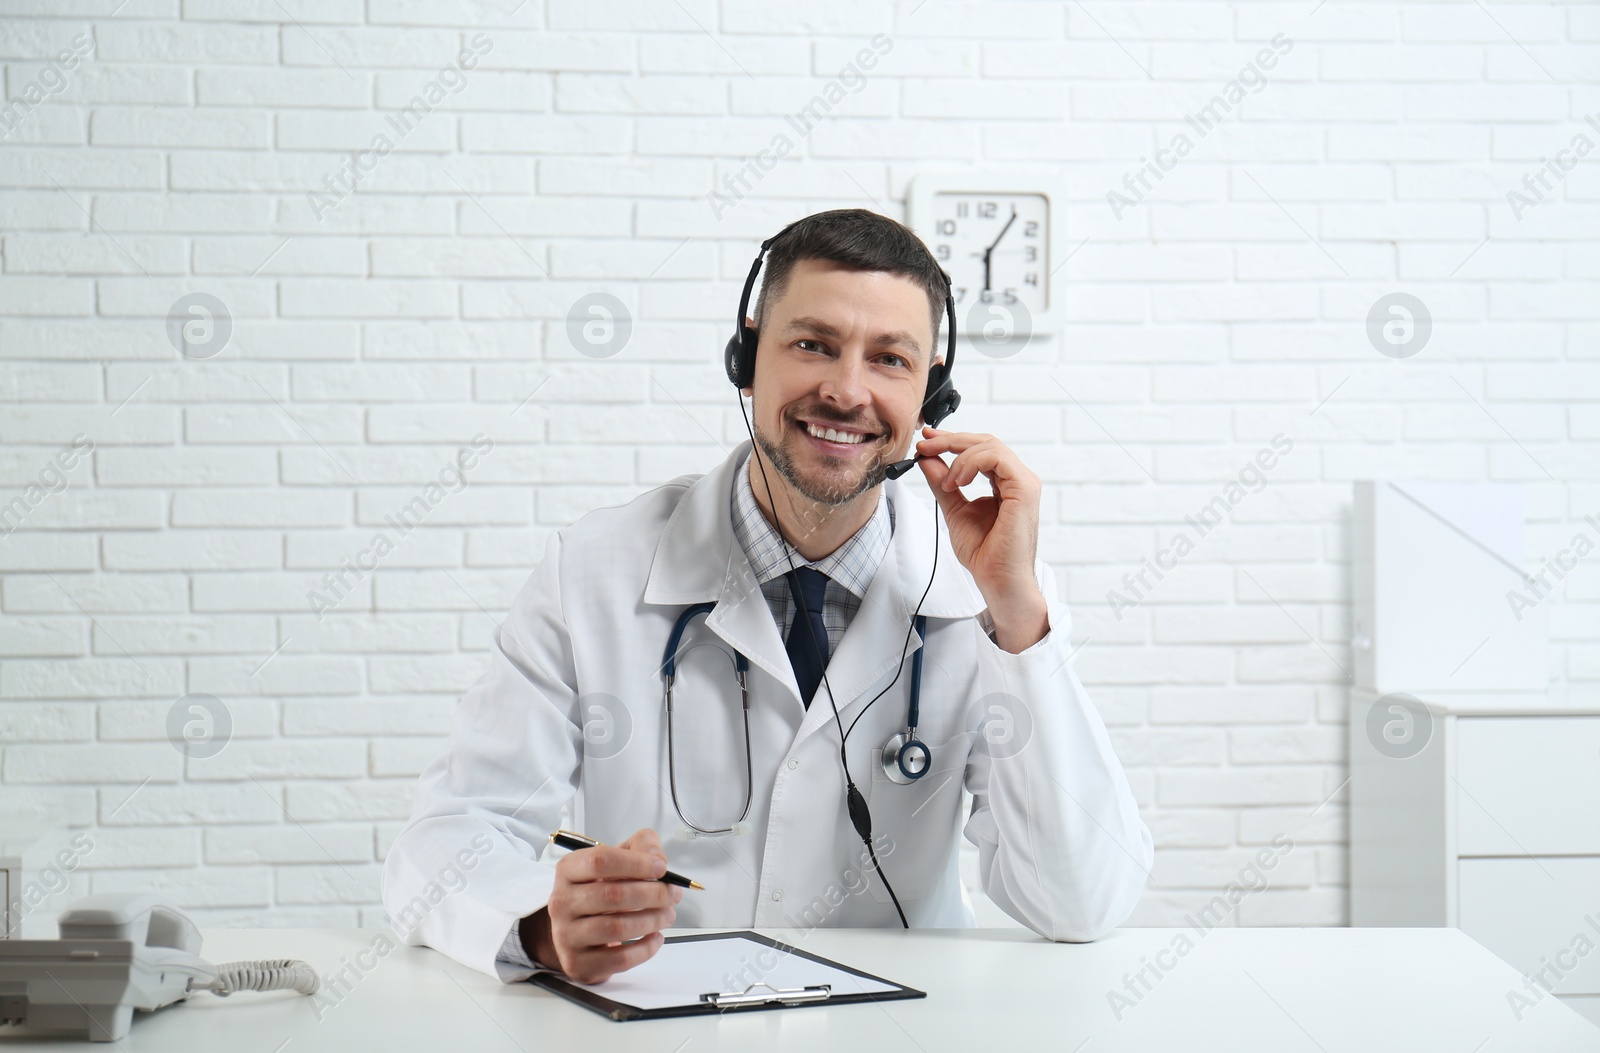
[{"xmin": 1, "ymin": 926, "xmax": 1596, "ymax": 1051}]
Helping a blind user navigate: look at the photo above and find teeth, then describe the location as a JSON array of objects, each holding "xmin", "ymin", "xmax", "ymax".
[{"xmin": 806, "ymin": 422, "xmax": 866, "ymax": 445}]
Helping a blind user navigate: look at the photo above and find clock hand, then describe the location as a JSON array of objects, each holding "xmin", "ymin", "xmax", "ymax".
[
  {"xmin": 983, "ymin": 207, "xmax": 1018, "ymax": 255},
  {"xmin": 980, "ymin": 206, "xmax": 1017, "ymax": 293}
]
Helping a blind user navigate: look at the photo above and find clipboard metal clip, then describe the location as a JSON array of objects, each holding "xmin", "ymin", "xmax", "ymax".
[{"xmin": 702, "ymin": 982, "xmax": 832, "ymax": 1008}]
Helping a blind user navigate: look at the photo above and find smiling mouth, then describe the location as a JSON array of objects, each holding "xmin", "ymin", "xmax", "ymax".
[{"xmin": 794, "ymin": 417, "xmax": 881, "ymax": 454}]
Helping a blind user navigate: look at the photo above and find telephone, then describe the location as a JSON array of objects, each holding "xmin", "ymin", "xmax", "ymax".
[{"xmin": 0, "ymin": 892, "xmax": 318, "ymax": 1042}]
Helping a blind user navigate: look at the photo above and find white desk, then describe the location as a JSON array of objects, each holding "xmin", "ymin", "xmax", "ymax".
[{"xmin": 2, "ymin": 927, "xmax": 1596, "ymax": 1051}]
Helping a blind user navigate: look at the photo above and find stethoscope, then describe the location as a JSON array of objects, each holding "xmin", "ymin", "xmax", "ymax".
[{"xmin": 660, "ymin": 601, "xmax": 932, "ymax": 837}]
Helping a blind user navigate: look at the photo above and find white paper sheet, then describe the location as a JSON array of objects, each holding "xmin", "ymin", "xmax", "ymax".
[{"xmin": 565, "ymin": 932, "xmax": 902, "ymax": 1012}]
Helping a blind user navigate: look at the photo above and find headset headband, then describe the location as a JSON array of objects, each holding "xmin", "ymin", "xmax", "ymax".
[{"xmin": 736, "ymin": 221, "xmax": 958, "ymax": 383}]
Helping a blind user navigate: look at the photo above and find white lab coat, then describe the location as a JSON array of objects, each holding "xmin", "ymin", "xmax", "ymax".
[{"xmin": 382, "ymin": 439, "xmax": 1152, "ymax": 982}]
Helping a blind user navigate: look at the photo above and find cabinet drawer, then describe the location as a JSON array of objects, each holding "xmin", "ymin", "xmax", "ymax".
[
  {"xmin": 1456, "ymin": 717, "xmax": 1600, "ymax": 856},
  {"xmin": 1459, "ymin": 858, "xmax": 1600, "ymax": 996}
]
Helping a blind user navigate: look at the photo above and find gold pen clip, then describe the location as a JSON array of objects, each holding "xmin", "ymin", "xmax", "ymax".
[{"xmin": 550, "ymin": 829, "xmax": 600, "ymax": 846}]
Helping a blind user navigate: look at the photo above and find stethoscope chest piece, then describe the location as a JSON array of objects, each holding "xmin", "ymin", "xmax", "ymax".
[
  {"xmin": 879, "ymin": 614, "xmax": 932, "ymax": 786},
  {"xmin": 880, "ymin": 731, "xmax": 931, "ymax": 785}
]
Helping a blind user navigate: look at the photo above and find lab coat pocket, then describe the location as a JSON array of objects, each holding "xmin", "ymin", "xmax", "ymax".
[{"xmin": 863, "ymin": 732, "xmax": 969, "ymax": 902}]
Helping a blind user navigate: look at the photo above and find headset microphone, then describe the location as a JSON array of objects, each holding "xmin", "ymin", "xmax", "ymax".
[{"xmin": 884, "ymin": 455, "xmax": 934, "ymax": 481}]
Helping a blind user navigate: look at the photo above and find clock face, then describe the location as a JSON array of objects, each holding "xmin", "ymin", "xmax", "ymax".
[{"xmin": 928, "ymin": 191, "xmax": 1050, "ymax": 335}]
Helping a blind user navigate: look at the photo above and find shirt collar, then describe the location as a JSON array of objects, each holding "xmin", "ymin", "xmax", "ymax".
[{"xmin": 730, "ymin": 449, "xmax": 893, "ymax": 599}]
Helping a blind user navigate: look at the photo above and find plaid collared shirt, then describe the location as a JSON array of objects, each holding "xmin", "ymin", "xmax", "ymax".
[{"xmin": 730, "ymin": 449, "xmax": 894, "ymax": 653}]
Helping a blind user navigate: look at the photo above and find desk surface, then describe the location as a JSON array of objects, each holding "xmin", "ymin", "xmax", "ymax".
[{"xmin": 1, "ymin": 927, "xmax": 1596, "ymax": 1051}]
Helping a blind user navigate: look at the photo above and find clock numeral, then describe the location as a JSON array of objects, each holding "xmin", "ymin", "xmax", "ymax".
[
  {"xmin": 935, "ymin": 244, "xmax": 950, "ymax": 261},
  {"xmin": 977, "ymin": 201, "xmax": 997, "ymax": 219},
  {"xmin": 955, "ymin": 201, "xmax": 969, "ymax": 218},
  {"xmin": 952, "ymin": 286, "xmax": 967, "ymax": 303},
  {"xmin": 1024, "ymin": 245, "xmax": 1037, "ymax": 262},
  {"xmin": 1023, "ymin": 273, "xmax": 1039, "ymax": 287},
  {"xmin": 1003, "ymin": 289, "xmax": 1018, "ymax": 304},
  {"xmin": 979, "ymin": 289, "xmax": 993, "ymax": 304},
  {"xmin": 936, "ymin": 219, "xmax": 957, "ymax": 236},
  {"xmin": 1024, "ymin": 220, "xmax": 1039, "ymax": 237}
]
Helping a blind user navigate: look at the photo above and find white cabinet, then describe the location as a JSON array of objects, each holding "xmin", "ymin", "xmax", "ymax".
[
  {"xmin": 1456, "ymin": 717, "xmax": 1600, "ymax": 856},
  {"xmin": 1459, "ymin": 859, "xmax": 1600, "ymax": 998},
  {"xmin": 1350, "ymin": 693, "xmax": 1600, "ymax": 1028},
  {"xmin": 1349, "ymin": 479, "xmax": 1600, "ymax": 1026}
]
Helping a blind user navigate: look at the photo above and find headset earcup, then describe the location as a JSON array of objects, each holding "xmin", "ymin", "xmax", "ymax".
[
  {"xmin": 724, "ymin": 328, "xmax": 755, "ymax": 389},
  {"xmin": 922, "ymin": 363, "xmax": 961, "ymax": 428},
  {"xmin": 919, "ymin": 363, "xmax": 943, "ymax": 425},
  {"xmin": 723, "ymin": 331, "xmax": 741, "ymax": 387}
]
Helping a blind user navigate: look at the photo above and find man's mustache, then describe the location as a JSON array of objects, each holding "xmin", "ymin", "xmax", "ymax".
[{"xmin": 788, "ymin": 410, "xmax": 885, "ymax": 435}]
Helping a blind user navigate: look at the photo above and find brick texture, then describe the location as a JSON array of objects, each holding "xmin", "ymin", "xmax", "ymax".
[{"xmin": 1, "ymin": 1, "xmax": 1596, "ymax": 932}]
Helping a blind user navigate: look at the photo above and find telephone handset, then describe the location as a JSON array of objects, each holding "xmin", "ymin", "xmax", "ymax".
[{"xmin": 0, "ymin": 892, "xmax": 318, "ymax": 1042}]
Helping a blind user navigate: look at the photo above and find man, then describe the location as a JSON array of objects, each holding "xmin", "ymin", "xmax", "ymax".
[{"xmin": 382, "ymin": 209, "xmax": 1151, "ymax": 985}]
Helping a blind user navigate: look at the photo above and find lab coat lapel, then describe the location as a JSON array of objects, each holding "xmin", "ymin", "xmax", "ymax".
[{"xmin": 642, "ymin": 441, "xmax": 804, "ymax": 709}]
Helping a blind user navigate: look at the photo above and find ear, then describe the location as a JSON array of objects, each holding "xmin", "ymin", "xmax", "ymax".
[{"xmin": 743, "ymin": 315, "xmax": 756, "ymax": 331}]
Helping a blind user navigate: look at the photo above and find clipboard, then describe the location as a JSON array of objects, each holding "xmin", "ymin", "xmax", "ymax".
[{"xmin": 527, "ymin": 930, "xmax": 926, "ymax": 1021}]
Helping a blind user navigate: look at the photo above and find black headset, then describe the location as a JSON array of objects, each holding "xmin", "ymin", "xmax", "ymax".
[
  {"xmin": 723, "ymin": 219, "xmax": 962, "ymax": 434},
  {"xmin": 725, "ymin": 217, "xmax": 960, "ymax": 928}
]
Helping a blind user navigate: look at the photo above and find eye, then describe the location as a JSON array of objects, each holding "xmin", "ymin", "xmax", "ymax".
[
  {"xmin": 880, "ymin": 353, "xmax": 909, "ymax": 369},
  {"xmin": 796, "ymin": 339, "xmax": 826, "ymax": 354}
]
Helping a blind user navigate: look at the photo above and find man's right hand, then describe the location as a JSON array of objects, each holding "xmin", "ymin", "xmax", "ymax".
[{"xmin": 520, "ymin": 828, "xmax": 683, "ymax": 984}]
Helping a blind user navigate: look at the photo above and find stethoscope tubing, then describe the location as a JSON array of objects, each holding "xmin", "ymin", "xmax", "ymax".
[{"xmin": 658, "ymin": 603, "xmax": 930, "ymax": 835}]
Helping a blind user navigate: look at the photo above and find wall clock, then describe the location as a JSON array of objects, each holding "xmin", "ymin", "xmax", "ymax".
[{"xmin": 907, "ymin": 172, "xmax": 1064, "ymax": 354}]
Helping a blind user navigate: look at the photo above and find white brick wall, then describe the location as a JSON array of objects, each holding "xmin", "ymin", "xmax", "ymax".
[{"xmin": 1, "ymin": 1, "xmax": 1596, "ymax": 934}]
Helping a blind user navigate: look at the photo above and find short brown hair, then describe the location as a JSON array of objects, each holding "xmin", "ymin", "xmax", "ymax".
[{"xmin": 753, "ymin": 208, "xmax": 947, "ymax": 366}]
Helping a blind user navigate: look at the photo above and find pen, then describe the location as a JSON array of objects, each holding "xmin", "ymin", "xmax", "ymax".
[{"xmin": 549, "ymin": 830, "xmax": 706, "ymax": 890}]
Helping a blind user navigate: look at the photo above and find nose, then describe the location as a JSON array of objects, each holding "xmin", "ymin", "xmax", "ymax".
[{"xmin": 817, "ymin": 350, "xmax": 870, "ymax": 412}]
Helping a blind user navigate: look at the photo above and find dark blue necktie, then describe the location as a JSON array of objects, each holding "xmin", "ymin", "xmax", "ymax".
[{"xmin": 784, "ymin": 567, "xmax": 831, "ymax": 709}]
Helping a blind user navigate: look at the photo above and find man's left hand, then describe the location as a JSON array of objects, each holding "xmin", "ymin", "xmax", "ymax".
[{"xmin": 915, "ymin": 426, "xmax": 1049, "ymax": 653}]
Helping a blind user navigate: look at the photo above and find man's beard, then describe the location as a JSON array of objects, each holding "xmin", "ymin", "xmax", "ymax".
[{"xmin": 752, "ymin": 411, "xmax": 895, "ymax": 508}]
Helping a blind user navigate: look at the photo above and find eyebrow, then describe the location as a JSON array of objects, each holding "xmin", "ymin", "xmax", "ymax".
[{"xmin": 779, "ymin": 316, "xmax": 923, "ymax": 364}]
